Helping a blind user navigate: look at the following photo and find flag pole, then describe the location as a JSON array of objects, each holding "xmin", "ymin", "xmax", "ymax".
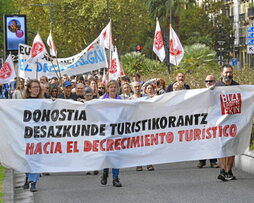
[
  {"xmin": 9, "ymin": 52, "xmax": 18, "ymax": 77},
  {"xmin": 168, "ymin": 0, "xmax": 172, "ymax": 73},
  {"xmin": 36, "ymin": 59, "xmax": 39, "ymax": 80}
]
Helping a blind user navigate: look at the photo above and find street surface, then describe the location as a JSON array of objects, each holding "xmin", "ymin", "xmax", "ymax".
[{"xmin": 32, "ymin": 161, "xmax": 254, "ymax": 203}]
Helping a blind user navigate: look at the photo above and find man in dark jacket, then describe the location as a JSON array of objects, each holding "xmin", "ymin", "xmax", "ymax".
[{"xmin": 166, "ymin": 72, "xmax": 190, "ymax": 92}]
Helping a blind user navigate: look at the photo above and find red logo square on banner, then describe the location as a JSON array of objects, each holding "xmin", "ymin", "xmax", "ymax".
[{"xmin": 220, "ymin": 93, "xmax": 242, "ymax": 115}]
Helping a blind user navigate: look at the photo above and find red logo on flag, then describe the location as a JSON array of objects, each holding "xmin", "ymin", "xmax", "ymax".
[
  {"xmin": 170, "ymin": 39, "xmax": 182, "ymax": 56},
  {"xmin": 220, "ymin": 93, "xmax": 242, "ymax": 115},
  {"xmin": 31, "ymin": 42, "xmax": 44, "ymax": 58},
  {"xmin": 87, "ymin": 43, "xmax": 95, "ymax": 51},
  {"xmin": 103, "ymin": 31, "xmax": 107, "ymax": 40},
  {"xmin": 154, "ymin": 31, "xmax": 163, "ymax": 50},
  {"xmin": 0, "ymin": 62, "xmax": 12, "ymax": 79},
  {"xmin": 109, "ymin": 59, "xmax": 117, "ymax": 74}
]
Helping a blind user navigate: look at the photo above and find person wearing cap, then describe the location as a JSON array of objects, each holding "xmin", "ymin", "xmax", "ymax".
[{"xmin": 57, "ymin": 81, "xmax": 77, "ymax": 100}]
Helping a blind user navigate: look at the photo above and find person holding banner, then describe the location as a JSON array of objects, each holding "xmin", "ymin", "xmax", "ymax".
[
  {"xmin": 197, "ymin": 75, "xmax": 219, "ymax": 169},
  {"xmin": 166, "ymin": 72, "xmax": 190, "ymax": 92},
  {"xmin": 216, "ymin": 64, "xmax": 239, "ymax": 181},
  {"xmin": 23, "ymin": 79, "xmax": 44, "ymax": 192},
  {"xmin": 131, "ymin": 81, "xmax": 155, "ymax": 172},
  {"xmin": 100, "ymin": 80, "xmax": 122, "ymax": 187}
]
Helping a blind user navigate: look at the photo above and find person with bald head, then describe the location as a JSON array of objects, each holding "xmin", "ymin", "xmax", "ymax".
[
  {"xmin": 197, "ymin": 74, "xmax": 219, "ymax": 169},
  {"xmin": 166, "ymin": 72, "xmax": 190, "ymax": 92},
  {"xmin": 204, "ymin": 75, "xmax": 216, "ymax": 88},
  {"xmin": 75, "ymin": 83, "xmax": 85, "ymax": 101}
]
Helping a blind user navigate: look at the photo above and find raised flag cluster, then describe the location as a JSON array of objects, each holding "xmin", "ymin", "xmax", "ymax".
[{"xmin": 153, "ymin": 18, "xmax": 184, "ymax": 66}]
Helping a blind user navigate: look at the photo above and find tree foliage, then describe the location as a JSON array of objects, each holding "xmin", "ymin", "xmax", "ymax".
[
  {"xmin": 10, "ymin": 0, "xmax": 153, "ymax": 57},
  {"xmin": 121, "ymin": 52, "xmax": 167, "ymax": 76},
  {"xmin": 0, "ymin": 0, "xmax": 16, "ymax": 58}
]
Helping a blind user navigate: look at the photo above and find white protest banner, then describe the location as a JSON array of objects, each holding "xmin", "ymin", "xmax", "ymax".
[
  {"xmin": 0, "ymin": 86, "xmax": 254, "ymax": 173},
  {"xmin": 18, "ymin": 43, "xmax": 107, "ymax": 79}
]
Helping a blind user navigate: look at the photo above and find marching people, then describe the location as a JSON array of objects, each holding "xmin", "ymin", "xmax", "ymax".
[
  {"xmin": 100, "ymin": 80, "xmax": 122, "ymax": 187},
  {"xmin": 156, "ymin": 78, "xmax": 166, "ymax": 95},
  {"xmin": 97, "ymin": 82, "xmax": 106, "ymax": 96},
  {"xmin": 120, "ymin": 82, "xmax": 132, "ymax": 99},
  {"xmin": 49, "ymin": 85, "xmax": 59, "ymax": 99},
  {"xmin": 12, "ymin": 77, "xmax": 25, "ymax": 99},
  {"xmin": 22, "ymin": 79, "xmax": 44, "ymax": 192},
  {"xmin": 40, "ymin": 76, "xmax": 49, "ymax": 84},
  {"xmin": 144, "ymin": 83, "xmax": 156, "ymax": 97},
  {"xmin": 196, "ymin": 75, "xmax": 219, "ymax": 169},
  {"xmin": 90, "ymin": 79, "xmax": 99, "ymax": 99},
  {"xmin": 57, "ymin": 81, "xmax": 77, "ymax": 100},
  {"xmin": 75, "ymin": 83, "xmax": 85, "ymax": 101},
  {"xmin": 130, "ymin": 81, "xmax": 155, "ymax": 171},
  {"xmin": 216, "ymin": 64, "xmax": 240, "ymax": 181},
  {"xmin": 166, "ymin": 72, "xmax": 190, "ymax": 92}
]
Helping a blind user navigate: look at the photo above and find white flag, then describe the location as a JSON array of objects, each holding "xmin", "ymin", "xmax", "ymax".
[
  {"xmin": 47, "ymin": 31, "xmax": 57, "ymax": 57},
  {"xmin": 169, "ymin": 26, "xmax": 184, "ymax": 66},
  {"xmin": 97, "ymin": 20, "xmax": 113, "ymax": 50},
  {"xmin": 153, "ymin": 18, "xmax": 165, "ymax": 62},
  {"xmin": 109, "ymin": 46, "xmax": 122, "ymax": 80},
  {"xmin": 28, "ymin": 33, "xmax": 48, "ymax": 63},
  {"xmin": 102, "ymin": 68, "xmax": 107, "ymax": 86},
  {"xmin": 0, "ymin": 54, "xmax": 16, "ymax": 84}
]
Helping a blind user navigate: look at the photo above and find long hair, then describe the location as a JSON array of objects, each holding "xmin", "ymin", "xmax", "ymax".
[{"xmin": 25, "ymin": 79, "xmax": 44, "ymax": 98}]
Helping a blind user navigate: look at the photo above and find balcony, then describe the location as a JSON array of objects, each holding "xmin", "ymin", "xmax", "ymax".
[
  {"xmin": 229, "ymin": 16, "xmax": 234, "ymax": 23},
  {"xmin": 248, "ymin": 7, "xmax": 254, "ymax": 19},
  {"xmin": 223, "ymin": 0, "xmax": 233, "ymax": 4},
  {"xmin": 239, "ymin": 37, "xmax": 246, "ymax": 46},
  {"xmin": 239, "ymin": 13, "xmax": 245, "ymax": 22}
]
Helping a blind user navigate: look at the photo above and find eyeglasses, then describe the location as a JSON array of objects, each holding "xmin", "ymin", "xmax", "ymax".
[
  {"xmin": 205, "ymin": 80, "xmax": 215, "ymax": 83},
  {"xmin": 31, "ymin": 86, "xmax": 40, "ymax": 89}
]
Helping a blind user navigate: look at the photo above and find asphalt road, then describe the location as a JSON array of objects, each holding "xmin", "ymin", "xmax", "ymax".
[{"xmin": 32, "ymin": 161, "xmax": 254, "ymax": 203}]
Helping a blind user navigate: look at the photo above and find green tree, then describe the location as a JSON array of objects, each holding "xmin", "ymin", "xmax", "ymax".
[
  {"xmin": 121, "ymin": 52, "xmax": 167, "ymax": 76},
  {"xmin": 0, "ymin": 0, "xmax": 17, "ymax": 58},
  {"xmin": 12, "ymin": 0, "xmax": 153, "ymax": 57}
]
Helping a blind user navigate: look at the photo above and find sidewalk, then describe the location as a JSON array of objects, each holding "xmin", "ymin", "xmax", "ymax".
[
  {"xmin": 4, "ymin": 170, "xmax": 34, "ymax": 203},
  {"xmin": 235, "ymin": 148, "xmax": 254, "ymax": 175}
]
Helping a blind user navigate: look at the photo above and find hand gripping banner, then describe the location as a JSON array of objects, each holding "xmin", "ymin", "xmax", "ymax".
[{"xmin": 0, "ymin": 86, "xmax": 254, "ymax": 173}]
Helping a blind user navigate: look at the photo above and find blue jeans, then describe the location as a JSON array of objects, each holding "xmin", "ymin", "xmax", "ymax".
[
  {"xmin": 103, "ymin": 168, "xmax": 119, "ymax": 179},
  {"xmin": 26, "ymin": 173, "xmax": 40, "ymax": 182}
]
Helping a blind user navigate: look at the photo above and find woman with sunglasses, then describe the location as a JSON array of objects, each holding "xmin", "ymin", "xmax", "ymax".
[{"xmin": 97, "ymin": 82, "xmax": 106, "ymax": 96}]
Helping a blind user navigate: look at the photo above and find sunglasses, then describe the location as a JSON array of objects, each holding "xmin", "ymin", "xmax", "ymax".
[
  {"xmin": 205, "ymin": 80, "xmax": 215, "ymax": 83},
  {"xmin": 98, "ymin": 87, "xmax": 105, "ymax": 89}
]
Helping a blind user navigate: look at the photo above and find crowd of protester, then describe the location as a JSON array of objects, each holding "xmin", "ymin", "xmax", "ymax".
[{"xmin": 0, "ymin": 64, "xmax": 240, "ymax": 191}]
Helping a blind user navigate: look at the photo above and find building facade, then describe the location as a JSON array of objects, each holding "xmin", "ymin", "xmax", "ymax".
[{"xmin": 198, "ymin": 0, "xmax": 254, "ymax": 67}]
